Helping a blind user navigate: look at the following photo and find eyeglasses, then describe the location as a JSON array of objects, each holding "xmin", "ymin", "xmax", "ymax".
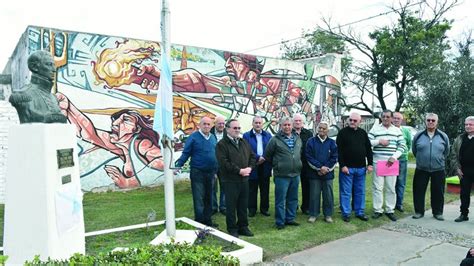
[
  {"xmin": 426, "ymin": 119, "xmax": 436, "ymax": 122},
  {"xmin": 382, "ymin": 116, "xmax": 392, "ymax": 118},
  {"xmin": 231, "ymin": 127, "xmax": 241, "ymax": 130},
  {"xmin": 349, "ymin": 119, "xmax": 358, "ymax": 122}
]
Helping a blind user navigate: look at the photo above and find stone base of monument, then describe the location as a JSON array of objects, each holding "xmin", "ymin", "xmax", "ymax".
[
  {"xmin": 4, "ymin": 124, "xmax": 85, "ymax": 265},
  {"xmin": 88, "ymin": 217, "xmax": 263, "ymax": 265}
]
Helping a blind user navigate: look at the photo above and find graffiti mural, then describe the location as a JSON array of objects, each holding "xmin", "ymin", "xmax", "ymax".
[{"xmin": 17, "ymin": 26, "xmax": 341, "ymax": 191}]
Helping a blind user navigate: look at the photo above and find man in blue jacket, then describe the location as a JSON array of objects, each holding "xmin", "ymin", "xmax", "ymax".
[
  {"xmin": 305, "ymin": 121, "xmax": 338, "ymax": 223},
  {"xmin": 243, "ymin": 115, "xmax": 273, "ymax": 217},
  {"xmin": 412, "ymin": 113, "xmax": 450, "ymax": 221},
  {"xmin": 175, "ymin": 116, "xmax": 218, "ymax": 227}
]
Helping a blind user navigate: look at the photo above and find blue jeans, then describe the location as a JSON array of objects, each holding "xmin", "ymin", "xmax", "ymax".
[
  {"xmin": 212, "ymin": 175, "xmax": 226, "ymax": 212},
  {"xmin": 339, "ymin": 167, "xmax": 366, "ymax": 217},
  {"xmin": 190, "ymin": 168, "xmax": 215, "ymax": 225},
  {"xmin": 395, "ymin": 160, "xmax": 408, "ymax": 208},
  {"xmin": 274, "ymin": 176, "xmax": 300, "ymax": 226}
]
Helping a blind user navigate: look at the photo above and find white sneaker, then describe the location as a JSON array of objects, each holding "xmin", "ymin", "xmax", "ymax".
[
  {"xmin": 324, "ymin": 216, "xmax": 333, "ymax": 223},
  {"xmin": 308, "ymin": 216, "xmax": 317, "ymax": 223}
]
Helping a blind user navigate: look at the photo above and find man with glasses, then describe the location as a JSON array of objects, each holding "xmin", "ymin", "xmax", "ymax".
[
  {"xmin": 216, "ymin": 119, "xmax": 256, "ymax": 238},
  {"xmin": 211, "ymin": 116, "xmax": 227, "ymax": 215},
  {"xmin": 450, "ymin": 116, "xmax": 474, "ymax": 222},
  {"xmin": 336, "ymin": 113, "xmax": 373, "ymax": 222},
  {"xmin": 243, "ymin": 116, "xmax": 273, "ymax": 217},
  {"xmin": 369, "ymin": 110, "xmax": 406, "ymax": 222},
  {"xmin": 412, "ymin": 113, "xmax": 450, "ymax": 221},
  {"xmin": 392, "ymin": 112, "xmax": 412, "ymax": 212},
  {"xmin": 175, "ymin": 117, "xmax": 219, "ymax": 227},
  {"xmin": 265, "ymin": 116, "xmax": 303, "ymax": 229}
]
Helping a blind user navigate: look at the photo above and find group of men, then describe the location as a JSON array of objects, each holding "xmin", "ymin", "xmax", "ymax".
[{"xmin": 175, "ymin": 111, "xmax": 473, "ymax": 238}]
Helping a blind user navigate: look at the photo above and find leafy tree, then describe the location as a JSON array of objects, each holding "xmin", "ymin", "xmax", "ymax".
[
  {"xmin": 409, "ymin": 32, "xmax": 474, "ymax": 139},
  {"xmin": 282, "ymin": 0, "xmax": 458, "ymax": 115}
]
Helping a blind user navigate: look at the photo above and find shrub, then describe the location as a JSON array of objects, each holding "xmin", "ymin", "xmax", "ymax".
[{"xmin": 24, "ymin": 242, "xmax": 239, "ymax": 265}]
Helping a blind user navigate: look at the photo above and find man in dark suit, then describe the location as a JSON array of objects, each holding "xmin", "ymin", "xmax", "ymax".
[
  {"xmin": 216, "ymin": 119, "xmax": 256, "ymax": 238},
  {"xmin": 243, "ymin": 115, "xmax": 273, "ymax": 217}
]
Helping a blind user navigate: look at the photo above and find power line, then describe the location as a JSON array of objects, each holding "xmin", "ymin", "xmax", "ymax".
[{"xmin": 244, "ymin": 1, "xmax": 425, "ymax": 54}]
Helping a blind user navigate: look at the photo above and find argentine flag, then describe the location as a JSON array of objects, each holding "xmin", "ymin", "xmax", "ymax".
[{"xmin": 153, "ymin": 48, "xmax": 173, "ymax": 139}]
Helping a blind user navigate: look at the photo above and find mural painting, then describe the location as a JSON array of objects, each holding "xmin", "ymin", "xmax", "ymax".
[{"xmin": 18, "ymin": 26, "xmax": 341, "ymax": 191}]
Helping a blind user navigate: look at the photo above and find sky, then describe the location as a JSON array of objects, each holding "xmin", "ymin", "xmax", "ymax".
[{"xmin": 1, "ymin": 0, "xmax": 472, "ymax": 71}]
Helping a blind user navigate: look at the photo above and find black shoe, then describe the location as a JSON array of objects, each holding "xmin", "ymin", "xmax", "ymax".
[
  {"xmin": 261, "ymin": 211, "xmax": 271, "ymax": 216},
  {"xmin": 454, "ymin": 214, "xmax": 469, "ymax": 222},
  {"xmin": 342, "ymin": 216, "xmax": 350, "ymax": 223},
  {"xmin": 372, "ymin": 212, "xmax": 383, "ymax": 219},
  {"xmin": 229, "ymin": 231, "xmax": 239, "ymax": 238},
  {"xmin": 412, "ymin": 213, "xmax": 424, "ymax": 219},
  {"xmin": 285, "ymin": 221, "xmax": 300, "ymax": 226},
  {"xmin": 238, "ymin": 227, "xmax": 254, "ymax": 237},
  {"xmin": 248, "ymin": 211, "xmax": 256, "ymax": 217},
  {"xmin": 210, "ymin": 222, "xmax": 219, "ymax": 228},
  {"xmin": 301, "ymin": 210, "xmax": 310, "ymax": 215},
  {"xmin": 212, "ymin": 210, "xmax": 218, "ymax": 215},
  {"xmin": 219, "ymin": 209, "xmax": 226, "ymax": 215},
  {"xmin": 356, "ymin": 215, "xmax": 369, "ymax": 221},
  {"xmin": 433, "ymin": 214, "xmax": 444, "ymax": 221},
  {"xmin": 276, "ymin": 224, "xmax": 285, "ymax": 230},
  {"xmin": 395, "ymin": 206, "xmax": 404, "ymax": 213},
  {"xmin": 385, "ymin": 213, "xmax": 397, "ymax": 222}
]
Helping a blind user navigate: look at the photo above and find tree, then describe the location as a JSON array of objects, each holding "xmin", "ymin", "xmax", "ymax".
[
  {"xmin": 282, "ymin": 0, "xmax": 458, "ymax": 115},
  {"xmin": 409, "ymin": 32, "xmax": 474, "ymax": 139}
]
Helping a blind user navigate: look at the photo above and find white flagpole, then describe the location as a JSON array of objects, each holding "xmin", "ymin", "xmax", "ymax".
[{"xmin": 160, "ymin": 0, "xmax": 176, "ymax": 237}]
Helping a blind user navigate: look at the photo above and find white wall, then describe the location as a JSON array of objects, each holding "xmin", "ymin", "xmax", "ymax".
[{"xmin": 0, "ymin": 98, "xmax": 19, "ymax": 203}]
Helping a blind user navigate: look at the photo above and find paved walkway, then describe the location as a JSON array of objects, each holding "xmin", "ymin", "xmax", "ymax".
[{"xmin": 276, "ymin": 196, "xmax": 473, "ymax": 265}]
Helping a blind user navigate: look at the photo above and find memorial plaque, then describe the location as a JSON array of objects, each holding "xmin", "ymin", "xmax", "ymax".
[{"xmin": 57, "ymin": 148, "xmax": 74, "ymax": 169}]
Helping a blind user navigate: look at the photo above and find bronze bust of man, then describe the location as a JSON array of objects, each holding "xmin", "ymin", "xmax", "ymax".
[{"xmin": 9, "ymin": 50, "xmax": 67, "ymax": 124}]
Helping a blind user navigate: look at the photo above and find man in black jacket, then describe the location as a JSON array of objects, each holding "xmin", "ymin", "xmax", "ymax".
[
  {"xmin": 336, "ymin": 113, "xmax": 373, "ymax": 222},
  {"xmin": 293, "ymin": 113, "xmax": 313, "ymax": 214},
  {"xmin": 211, "ymin": 116, "xmax": 227, "ymax": 215},
  {"xmin": 216, "ymin": 119, "xmax": 256, "ymax": 238}
]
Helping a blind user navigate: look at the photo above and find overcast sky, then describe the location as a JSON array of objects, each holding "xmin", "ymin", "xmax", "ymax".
[{"xmin": 0, "ymin": 0, "xmax": 472, "ymax": 70}]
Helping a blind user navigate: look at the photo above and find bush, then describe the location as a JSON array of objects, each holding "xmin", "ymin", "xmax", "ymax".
[{"xmin": 24, "ymin": 242, "xmax": 239, "ymax": 265}]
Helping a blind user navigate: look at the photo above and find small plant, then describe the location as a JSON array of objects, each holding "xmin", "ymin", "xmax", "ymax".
[
  {"xmin": 195, "ymin": 227, "xmax": 212, "ymax": 244},
  {"xmin": 0, "ymin": 255, "xmax": 8, "ymax": 265},
  {"xmin": 145, "ymin": 209, "xmax": 156, "ymax": 229}
]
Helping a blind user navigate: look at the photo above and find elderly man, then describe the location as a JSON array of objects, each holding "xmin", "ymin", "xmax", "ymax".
[
  {"xmin": 216, "ymin": 119, "xmax": 256, "ymax": 238},
  {"xmin": 265, "ymin": 116, "xmax": 303, "ymax": 229},
  {"xmin": 211, "ymin": 116, "xmax": 227, "ymax": 215},
  {"xmin": 243, "ymin": 115, "xmax": 273, "ymax": 217},
  {"xmin": 451, "ymin": 116, "xmax": 474, "ymax": 222},
  {"xmin": 369, "ymin": 110, "xmax": 406, "ymax": 222},
  {"xmin": 175, "ymin": 117, "xmax": 218, "ymax": 227},
  {"xmin": 336, "ymin": 112, "xmax": 373, "ymax": 222},
  {"xmin": 305, "ymin": 121, "xmax": 338, "ymax": 223},
  {"xmin": 392, "ymin": 112, "xmax": 412, "ymax": 212},
  {"xmin": 412, "ymin": 113, "xmax": 450, "ymax": 221},
  {"xmin": 293, "ymin": 113, "xmax": 314, "ymax": 214}
]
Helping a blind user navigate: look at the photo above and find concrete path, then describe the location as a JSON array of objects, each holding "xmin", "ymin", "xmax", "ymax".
[{"xmin": 276, "ymin": 196, "xmax": 473, "ymax": 265}]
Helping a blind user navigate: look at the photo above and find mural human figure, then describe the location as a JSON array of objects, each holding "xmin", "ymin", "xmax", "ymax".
[
  {"xmin": 56, "ymin": 92, "xmax": 164, "ymax": 189},
  {"xmin": 9, "ymin": 50, "xmax": 67, "ymax": 124},
  {"xmin": 136, "ymin": 52, "xmax": 312, "ymax": 117}
]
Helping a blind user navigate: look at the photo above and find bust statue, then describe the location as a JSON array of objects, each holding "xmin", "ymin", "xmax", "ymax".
[{"xmin": 9, "ymin": 50, "xmax": 67, "ymax": 124}]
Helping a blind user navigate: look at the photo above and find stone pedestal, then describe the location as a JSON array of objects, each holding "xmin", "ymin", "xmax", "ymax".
[{"xmin": 4, "ymin": 124, "xmax": 85, "ymax": 265}]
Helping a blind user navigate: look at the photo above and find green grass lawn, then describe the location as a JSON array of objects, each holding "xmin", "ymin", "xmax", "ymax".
[{"xmin": 0, "ymin": 168, "xmax": 462, "ymax": 261}]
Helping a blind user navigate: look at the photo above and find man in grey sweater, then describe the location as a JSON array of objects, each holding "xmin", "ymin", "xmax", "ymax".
[{"xmin": 412, "ymin": 113, "xmax": 450, "ymax": 221}]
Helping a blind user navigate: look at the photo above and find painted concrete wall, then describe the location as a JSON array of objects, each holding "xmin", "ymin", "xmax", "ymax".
[{"xmin": 3, "ymin": 26, "xmax": 341, "ymax": 192}]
